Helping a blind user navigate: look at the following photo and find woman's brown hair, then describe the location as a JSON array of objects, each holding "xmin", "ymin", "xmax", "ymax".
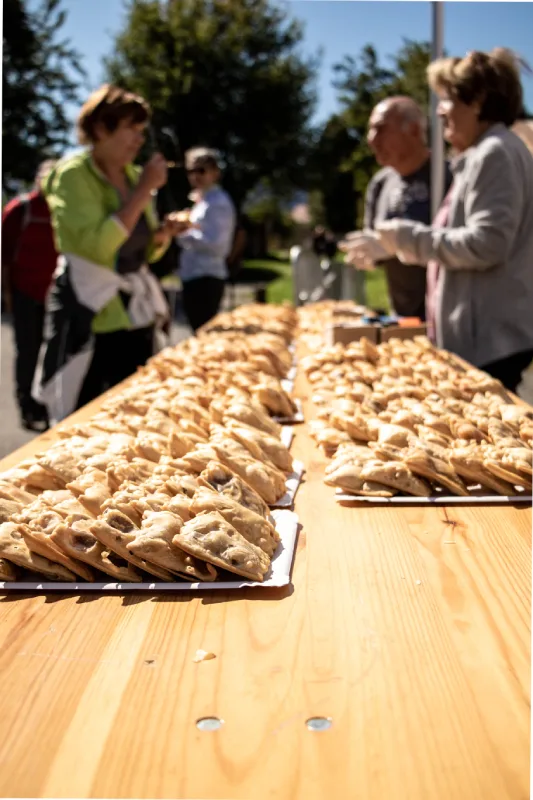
[
  {"xmin": 427, "ymin": 48, "xmax": 524, "ymax": 127},
  {"xmin": 77, "ymin": 84, "xmax": 151, "ymax": 145}
]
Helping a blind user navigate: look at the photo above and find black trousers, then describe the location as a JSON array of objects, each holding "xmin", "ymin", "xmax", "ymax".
[
  {"xmin": 480, "ymin": 349, "xmax": 533, "ymax": 393},
  {"xmin": 181, "ymin": 276, "xmax": 225, "ymax": 332},
  {"xmin": 11, "ymin": 288, "xmax": 47, "ymax": 416},
  {"xmin": 76, "ymin": 325, "xmax": 154, "ymax": 409}
]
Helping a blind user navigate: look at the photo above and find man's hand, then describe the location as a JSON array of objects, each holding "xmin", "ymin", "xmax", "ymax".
[
  {"xmin": 375, "ymin": 219, "xmax": 417, "ymax": 255},
  {"xmin": 338, "ymin": 230, "xmax": 390, "ymax": 270}
]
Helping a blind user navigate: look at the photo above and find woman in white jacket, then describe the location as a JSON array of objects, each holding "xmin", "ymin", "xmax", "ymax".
[{"xmin": 344, "ymin": 49, "xmax": 533, "ymax": 392}]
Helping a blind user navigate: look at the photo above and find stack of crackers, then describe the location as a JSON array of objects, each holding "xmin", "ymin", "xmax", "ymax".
[{"xmin": 0, "ymin": 306, "xmax": 299, "ymax": 583}]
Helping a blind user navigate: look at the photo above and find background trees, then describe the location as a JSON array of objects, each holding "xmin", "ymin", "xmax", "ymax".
[
  {"xmin": 309, "ymin": 40, "xmax": 432, "ymax": 232},
  {"xmin": 104, "ymin": 0, "xmax": 320, "ymax": 209},
  {"xmin": 2, "ymin": 0, "xmax": 435, "ymax": 241},
  {"xmin": 2, "ymin": 0, "xmax": 85, "ymax": 194}
]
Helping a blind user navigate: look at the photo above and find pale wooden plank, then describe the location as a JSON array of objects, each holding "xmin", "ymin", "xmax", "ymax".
[{"xmin": 0, "ymin": 346, "xmax": 528, "ymax": 799}]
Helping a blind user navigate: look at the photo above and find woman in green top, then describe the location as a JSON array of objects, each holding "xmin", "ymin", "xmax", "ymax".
[{"xmin": 33, "ymin": 84, "xmax": 188, "ymax": 422}]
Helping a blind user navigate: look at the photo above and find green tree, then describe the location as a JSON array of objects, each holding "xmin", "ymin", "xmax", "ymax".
[
  {"xmin": 2, "ymin": 0, "xmax": 86, "ymax": 193},
  {"xmin": 104, "ymin": 0, "xmax": 319, "ymax": 208},
  {"xmin": 389, "ymin": 39, "xmax": 431, "ymax": 114},
  {"xmin": 308, "ymin": 40, "xmax": 432, "ymax": 230}
]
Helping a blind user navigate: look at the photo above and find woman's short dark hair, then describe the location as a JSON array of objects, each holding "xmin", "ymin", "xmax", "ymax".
[
  {"xmin": 77, "ymin": 84, "xmax": 151, "ymax": 144},
  {"xmin": 427, "ymin": 48, "xmax": 524, "ymax": 127}
]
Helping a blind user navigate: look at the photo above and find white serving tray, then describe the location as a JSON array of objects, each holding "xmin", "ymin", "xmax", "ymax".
[
  {"xmin": 271, "ymin": 460, "xmax": 304, "ymax": 508},
  {"xmin": 0, "ymin": 510, "xmax": 299, "ymax": 593},
  {"xmin": 281, "ymin": 427, "xmax": 294, "ymax": 449},
  {"xmin": 286, "ymin": 364, "xmax": 297, "ymax": 382},
  {"xmin": 335, "ymin": 487, "xmax": 532, "ymax": 505}
]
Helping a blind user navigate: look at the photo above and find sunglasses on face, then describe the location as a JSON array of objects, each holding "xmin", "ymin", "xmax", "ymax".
[{"xmin": 186, "ymin": 166, "xmax": 206, "ymax": 175}]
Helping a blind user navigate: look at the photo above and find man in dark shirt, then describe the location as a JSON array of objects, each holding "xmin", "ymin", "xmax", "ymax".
[
  {"xmin": 361, "ymin": 96, "xmax": 452, "ymax": 319},
  {"xmin": 1, "ymin": 161, "xmax": 57, "ymax": 430}
]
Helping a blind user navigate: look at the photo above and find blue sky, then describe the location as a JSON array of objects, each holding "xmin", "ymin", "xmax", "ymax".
[{"xmin": 57, "ymin": 0, "xmax": 533, "ymax": 128}]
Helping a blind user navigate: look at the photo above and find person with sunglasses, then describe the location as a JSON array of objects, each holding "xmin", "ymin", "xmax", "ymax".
[{"xmin": 176, "ymin": 148, "xmax": 236, "ymax": 332}]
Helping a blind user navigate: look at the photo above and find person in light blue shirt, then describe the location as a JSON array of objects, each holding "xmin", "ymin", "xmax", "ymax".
[{"xmin": 177, "ymin": 147, "xmax": 236, "ymax": 331}]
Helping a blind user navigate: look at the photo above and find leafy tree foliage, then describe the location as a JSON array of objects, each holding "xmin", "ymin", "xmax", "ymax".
[
  {"xmin": 104, "ymin": 0, "xmax": 319, "ymax": 208},
  {"xmin": 2, "ymin": 0, "xmax": 86, "ymax": 193}
]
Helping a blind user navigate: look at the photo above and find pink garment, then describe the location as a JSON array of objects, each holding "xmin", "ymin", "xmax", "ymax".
[{"xmin": 426, "ymin": 187, "xmax": 454, "ymax": 342}]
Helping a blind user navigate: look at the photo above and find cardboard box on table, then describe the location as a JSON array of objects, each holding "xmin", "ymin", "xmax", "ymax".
[
  {"xmin": 380, "ymin": 324, "xmax": 427, "ymax": 342},
  {"xmin": 327, "ymin": 322, "xmax": 426, "ymax": 346},
  {"xmin": 327, "ymin": 324, "xmax": 379, "ymax": 346}
]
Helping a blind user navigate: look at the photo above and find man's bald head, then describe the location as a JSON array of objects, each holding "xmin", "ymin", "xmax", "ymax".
[{"xmin": 368, "ymin": 96, "xmax": 429, "ymax": 174}]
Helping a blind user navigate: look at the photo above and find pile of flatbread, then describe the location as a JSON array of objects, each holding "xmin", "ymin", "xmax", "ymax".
[
  {"xmin": 297, "ymin": 300, "xmax": 367, "ymax": 349},
  {"xmin": 300, "ymin": 334, "xmax": 532, "ymax": 498},
  {"xmin": 0, "ymin": 306, "xmax": 299, "ymax": 582},
  {"xmin": 202, "ymin": 302, "xmax": 295, "ymax": 343}
]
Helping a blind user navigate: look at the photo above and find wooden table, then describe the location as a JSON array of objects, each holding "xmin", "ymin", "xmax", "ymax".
[{"xmin": 0, "ymin": 367, "xmax": 530, "ymax": 799}]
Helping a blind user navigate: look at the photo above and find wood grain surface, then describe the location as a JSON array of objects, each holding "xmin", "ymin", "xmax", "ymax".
[{"xmin": 0, "ymin": 356, "xmax": 530, "ymax": 799}]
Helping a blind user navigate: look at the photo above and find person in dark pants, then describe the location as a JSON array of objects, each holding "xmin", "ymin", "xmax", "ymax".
[
  {"xmin": 342, "ymin": 49, "xmax": 533, "ymax": 392},
  {"xmin": 33, "ymin": 85, "xmax": 187, "ymax": 424},
  {"xmin": 176, "ymin": 148, "xmax": 236, "ymax": 332},
  {"xmin": 1, "ymin": 161, "xmax": 57, "ymax": 430},
  {"xmin": 480, "ymin": 351, "xmax": 533, "ymax": 394}
]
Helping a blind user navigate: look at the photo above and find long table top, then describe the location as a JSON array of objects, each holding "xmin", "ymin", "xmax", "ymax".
[{"xmin": 0, "ymin": 362, "xmax": 530, "ymax": 799}]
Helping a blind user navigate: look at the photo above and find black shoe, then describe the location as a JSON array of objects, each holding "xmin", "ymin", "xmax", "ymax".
[{"xmin": 21, "ymin": 412, "xmax": 49, "ymax": 433}]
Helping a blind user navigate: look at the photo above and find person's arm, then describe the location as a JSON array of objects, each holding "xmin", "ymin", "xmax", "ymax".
[
  {"xmin": 1, "ymin": 199, "xmax": 24, "ymax": 309},
  {"xmin": 115, "ymin": 154, "xmax": 168, "ymax": 232},
  {"xmin": 177, "ymin": 201, "xmax": 235, "ymax": 255},
  {"xmin": 47, "ymin": 154, "xmax": 168, "ymax": 267},
  {"xmin": 391, "ymin": 141, "xmax": 521, "ymax": 271}
]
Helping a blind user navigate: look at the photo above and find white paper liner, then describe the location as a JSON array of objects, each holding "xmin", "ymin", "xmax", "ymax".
[
  {"xmin": 271, "ymin": 460, "xmax": 304, "ymax": 508},
  {"xmin": 286, "ymin": 364, "xmax": 297, "ymax": 382},
  {"xmin": 281, "ymin": 427, "xmax": 294, "ymax": 449},
  {"xmin": 0, "ymin": 510, "xmax": 299, "ymax": 592},
  {"xmin": 335, "ymin": 487, "xmax": 532, "ymax": 505},
  {"xmin": 281, "ymin": 378, "xmax": 294, "ymax": 392},
  {"xmin": 273, "ymin": 398, "xmax": 304, "ymax": 424}
]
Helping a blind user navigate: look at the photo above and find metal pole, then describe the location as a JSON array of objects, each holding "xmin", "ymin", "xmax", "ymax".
[{"xmin": 431, "ymin": 1, "xmax": 445, "ymax": 219}]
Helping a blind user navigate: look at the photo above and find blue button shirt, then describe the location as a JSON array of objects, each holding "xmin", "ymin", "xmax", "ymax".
[{"xmin": 177, "ymin": 186, "xmax": 236, "ymax": 282}]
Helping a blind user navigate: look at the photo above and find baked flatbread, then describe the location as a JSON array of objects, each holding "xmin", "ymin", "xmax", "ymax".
[
  {"xmin": 90, "ymin": 509, "xmax": 175, "ymax": 581},
  {"xmin": 226, "ymin": 422, "xmax": 293, "ymax": 472},
  {"xmin": 67, "ymin": 469, "xmax": 112, "ymax": 516},
  {"xmin": 18, "ymin": 507, "xmax": 95, "ymax": 580},
  {"xmin": 483, "ymin": 457, "xmax": 532, "ymax": 491},
  {"xmin": 377, "ymin": 424, "xmax": 413, "ymax": 448},
  {"xmin": 253, "ymin": 385, "xmax": 296, "ymax": 418},
  {"xmin": 0, "ymin": 557, "xmax": 17, "ymax": 581},
  {"xmin": 212, "ymin": 439, "xmax": 285, "ymax": 504},
  {"xmin": 0, "ymin": 522, "xmax": 76, "ymax": 581},
  {"xmin": 164, "ymin": 474, "xmax": 200, "ymax": 498},
  {"xmin": 0, "ymin": 483, "xmax": 37, "ymax": 506},
  {"xmin": 0, "ymin": 497, "xmax": 23, "ymax": 523},
  {"xmin": 171, "ymin": 446, "xmax": 219, "ymax": 474},
  {"xmin": 404, "ymin": 449, "xmax": 469, "ymax": 496},
  {"xmin": 360, "ymin": 460, "xmax": 432, "ymax": 497},
  {"xmin": 174, "ymin": 511, "xmax": 271, "ymax": 582},
  {"xmin": 128, "ymin": 511, "xmax": 217, "ymax": 581},
  {"xmin": 133, "ymin": 432, "xmax": 168, "ymax": 463},
  {"xmin": 190, "ymin": 489, "xmax": 279, "ymax": 555},
  {"xmin": 449, "ymin": 449, "xmax": 516, "ymax": 496},
  {"xmin": 51, "ymin": 516, "xmax": 144, "ymax": 582},
  {"xmin": 24, "ymin": 464, "xmax": 65, "ymax": 492},
  {"xmin": 223, "ymin": 402, "xmax": 282, "ymax": 438},
  {"xmin": 106, "ymin": 457, "xmax": 156, "ymax": 492},
  {"xmin": 198, "ymin": 461, "xmax": 270, "ymax": 518}
]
